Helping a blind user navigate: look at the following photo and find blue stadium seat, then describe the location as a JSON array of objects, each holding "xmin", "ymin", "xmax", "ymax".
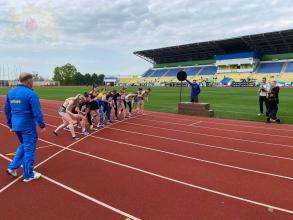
[
  {"xmin": 151, "ymin": 69, "xmax": 168, "ymax": 77},
  {"xmin": 285, "ymin": 62, "xmax": 293, "ymax": 72},
  {"xmin": 183, "ymin": 67, "xmax": 202, "ymax": 76},
  {"xmin": 142, "ymin": 69, "xmax": 155, "ymax": 77},
  {"xmin": 165, "ymin": 68, "xmax": 182, "ymax": 77},
  {"xmin": 198, "ymin": 66, "xmax": 217, "ymax": 75},
  {"xmin": 257, "ymin": 62, "xmax": 284, "ymax": 73}
]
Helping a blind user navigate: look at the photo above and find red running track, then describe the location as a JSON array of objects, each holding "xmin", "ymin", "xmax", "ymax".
[{"xmin": 0, "ymin": 96, "xmax": 293, "ymax": 219}]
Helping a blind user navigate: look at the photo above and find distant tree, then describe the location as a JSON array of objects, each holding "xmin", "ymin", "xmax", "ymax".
[
  {"xmin": 84, "ymin": 73, "xmax": 92, "ymax": 86},
  {"xmin": 52, "ymin": 67, "xmax": 62, "ymax": 82},
  {"xmin": 72, "ymin": 72, "xmax": 84, "ymax": 85},
  {"xmin": 97, "ymin": 74, "xmax": 105, "ymax": 85},
  {"xmin": 91, "ymin": 73, "xmax": 99, "ymax": 85},
  {"xmin": 52, "ymin": 64, "xmax": 105, "ymax": 86},
  {"xmin": 52, "ymin": 63, "xmax": 77, "ymax": 85}
]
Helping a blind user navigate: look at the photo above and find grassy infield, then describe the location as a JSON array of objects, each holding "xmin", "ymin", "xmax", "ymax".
[{"xmin": 1, "ymin": 86, "xmax": 292, "ymax": 124}]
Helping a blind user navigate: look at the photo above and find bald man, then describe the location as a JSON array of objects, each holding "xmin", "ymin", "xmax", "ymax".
[{"xmin": 4, "ymin": 72, "xmax": 45, "ymax": 182}]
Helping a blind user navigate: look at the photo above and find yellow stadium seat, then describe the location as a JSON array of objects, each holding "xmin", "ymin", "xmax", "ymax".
[{"xmin": 280, "ymin": 73, "xmax": 293, "ymax": 82}]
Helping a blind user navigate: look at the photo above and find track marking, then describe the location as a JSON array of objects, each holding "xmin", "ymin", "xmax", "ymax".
[
  {"xmin": 28, "ymin": 112, "xmax": 293, "ymax": 159},
  {"xmin": 0, "ymin": 153, "xmax": 140, "ymax": 220},
  {"xmin": 2, "ymin": 99, "xmax": 293, "ymax": 131},
  {"xmin": 44, "ymin": 120, "xmax": 293, "ymax": 161},
  {"xmin": 142, "ymin": 112, "xmax": 293, "ymax": 131},
  {"xmin": 89, "ymin": 136, "xmax": 293, "ymax": 180},
  {"xmin": 188, "ymin": 121, "xmax": 202, "ymax": 126},
  {"xmin": 108, "ymin": 127, "xmax": 293, "ymax": 161},
  {"xmin": 7, "ymin": 142, "xmax": 292, "ymax": 214},
  {"xmin": 0, "ymin": 114, "xmax": 146, "ymax": 192},
  {"xmin": 5, "ymin": 144, "xmax": 55, "ymax": 156},
  {"xmin": 43, "ymin": 113, "xmax": 60, "ymax": 119},
  {"xmin": 121, "ymin": 121, "xmax": 293, "ymax": 149},
  {"xmin": 135, "ymin": 117, "xmax": 293, "ymax": 139},
  {"xmin": 42, "ymin": 175, "xmax": 141, "ymax": 220},
  {"xmin": 0, "ymin": 154, "xmax": 24, "ymax": 193},
  {"xmin": 145, "ymin": 110, "xmax": 293, "ymax": 126}
]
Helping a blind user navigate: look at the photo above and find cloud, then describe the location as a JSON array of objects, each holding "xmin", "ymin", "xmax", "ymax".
[{"xmin": 0, "ymin": 0, "xmax": 293, "ymax": 77}]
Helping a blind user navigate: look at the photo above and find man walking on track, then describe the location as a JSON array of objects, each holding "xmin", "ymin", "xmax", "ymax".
[
  {"xmin": 258, "ymin": 77, "xmax": 271, "ymax": 116},
  {"xmin": 186, "ymin": 79, "xmax": 201, "ymax": 103},
  {"xmin": 4, "ymin": 72, "xmax": 46, "ymax": 182}
]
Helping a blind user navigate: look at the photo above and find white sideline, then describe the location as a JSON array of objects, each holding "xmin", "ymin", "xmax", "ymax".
[
  {"xmin": 89, "ymin": 136, "xmax": 293, "ymax": 180},
  {"xmin": 188, "ymin": 121, "xmax": 202, "ymax": 126},
  {"xmin": 142, "ymin": 112, "xmax": 293, "ymax": 132},
  {"xmin": 2, "ymin": 97, "xmax": 293, "ymax": 131},
  {"xmin": 108, "ymin": 127, "xmax": 293, "ymax": 161},
  {"xmin": 133, "ymin": 117, "xmax": 293, "ymax": 139},
  {"xmin": 0, "ymin": 113, "xmax": 144, "ymax": 191},
  {"xmin": 1, "ymin": 111, "xmax": 293, "ymax": 213},
  {"xmin": 7, "ymin": 142, "xmax": 293, "ymax": 214},
  {"xmin": 44, "ymin": 121, "xmax": 293, "ymax": 163},
  {"xmin": 34, "ymin": 123, "xmax": 293, "ymax": 180},
  {"xmin": 2, "ymin": 98, "xmax": 293, "ymax": 132},
  {"xmin": 122, "ymin": 121, "xmax": 293, "ymax": 149},
  {"xmin": 39, "ymin": 110, "xmax": 293, "ymax": 151},
  {"xmin": 0, "ymin": 153, "xmax": 140, "ymax": 220}
]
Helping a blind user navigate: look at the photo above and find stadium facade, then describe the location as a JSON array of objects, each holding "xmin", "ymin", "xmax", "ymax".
[{"xmin": 119, "ymin": 29, "xmax": 293, "ymax": 86}]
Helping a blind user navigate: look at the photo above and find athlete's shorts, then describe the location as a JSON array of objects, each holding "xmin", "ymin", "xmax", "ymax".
[{"xmin": 58, "ymin": 106, "xmax": 66, "ymax": 116}]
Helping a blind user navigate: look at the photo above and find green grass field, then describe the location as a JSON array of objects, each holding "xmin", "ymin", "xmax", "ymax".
[{"xmin": 1, "ymin": 86, "xmax": 293, "ymax": 124}]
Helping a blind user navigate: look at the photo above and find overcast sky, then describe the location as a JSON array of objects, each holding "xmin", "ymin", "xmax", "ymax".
[{"xmin": 0, "ymin": 0, "xmax": 293, "ymax": 78}]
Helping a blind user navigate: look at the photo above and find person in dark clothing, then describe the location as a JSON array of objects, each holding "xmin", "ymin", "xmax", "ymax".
[
  {"xmin": 112, "ymin": 90, "xmax": 120, "ymax": 120},
  {"xmin": 266, "ymin": 93, "xmax": 280, "ymax": 123},
  {"xmin": 103, "ymin": 90, "xmax": 116, "ymax": 124},
  {"xmin": 271, "ymin": 81, "xmax": 280, "ymax": 104},
  {"xmin": 186, "ymin": 79, "xmax": 201, "ymax": 103},
  {"xmin": 266, "ymin": 81, "xmax": 280, "ymax": 123}
]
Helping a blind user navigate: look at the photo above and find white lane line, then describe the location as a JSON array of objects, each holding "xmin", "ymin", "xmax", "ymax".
[
  {"xmin": 142, "ymin": 112, "xmax": 293, "ymax": 132},
  {"xmin": 2, "ymin": 97, "xmax": 293, "ymax": 131},
  {"xmin": 0, "ymin": 113, "xmax": 146, "ymax": 192},
  {"xmin": 29, "ymin": 111, "xmax": 293, "ymax": 153},
  {"xmin": 37, "ymin": 125, "xmax": 293, "ymax": 180},
  {"xmin": 89, "ymin": 136, "xmax": 293, "ymax": 180},
  {"xmin": 121, "ymin": 121, "xmax": 293, "ymax": 149},
  {"xmin": 44, "ymin": 121, "xmax": 293, "ymax": 163},
  {"xmin": 35, "ymin": 115, "xmax": 145, "ymax": 169},
  {"xmin": 43, "ymin": 113, "xmax": 60, "ymax": 119},
  {"xmin": 0, "ymin": 153, "xmax": 140, "ymax": 220},
  {"xmin": 5, "ymin": 144, "xmax": 55, "ymax": 156},
  {"xmin": 13, "ymin": 142, "xmax": 293, "ymax": 215},
  {"xmin": 1, "ymin": 117, "xmax": 293, "ymax": 214},
  {"xmin": 134, "ymin": 117, "xmax": 293, "ymax": 139},
  {"xmin": 188, "ymin": 121, "xmax": 202, "ymax": 126},
  {"xmin": 108, "ymin": 127, "xmax": 293, "ymax": 161}
]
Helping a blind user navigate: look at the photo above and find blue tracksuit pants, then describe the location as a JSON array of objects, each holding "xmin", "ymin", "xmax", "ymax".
[{"xmin": 8, "ymin": 129, "xmax": 38, "ymax": 179}]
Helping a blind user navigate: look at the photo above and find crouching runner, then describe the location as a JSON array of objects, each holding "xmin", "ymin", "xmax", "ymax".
[{"xmin": 53, "ymin": 94, "xmax": 89, "ymax": 140}]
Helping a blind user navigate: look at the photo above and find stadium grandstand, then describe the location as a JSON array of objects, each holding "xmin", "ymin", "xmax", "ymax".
[{"xmin": 120, "ymin": 29, "xmax": 293, "ymax": 87}]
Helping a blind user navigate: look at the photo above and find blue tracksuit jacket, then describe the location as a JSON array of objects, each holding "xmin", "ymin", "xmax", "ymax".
[
  {"xmin": 186, "ymin": 80, "xmax": 201, "ymax": 97},
  {"xmin": 4, "ymin": 85, "xmax": 45, "ymax": 131}
]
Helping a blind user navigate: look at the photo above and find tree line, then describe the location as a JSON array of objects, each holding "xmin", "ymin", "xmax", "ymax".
[{"xmin": 52, "ymin": 63, "xmax": 105, "ymax": 86}]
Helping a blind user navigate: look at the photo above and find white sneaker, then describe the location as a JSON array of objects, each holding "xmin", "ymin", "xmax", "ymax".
[
  {"xmin": 257, "ymin": 113, "xmax": 263, "ymax": 116},
  {"xmin": 82, "ymin": 130, "xmax": 89, "ymax": 136},
  {"xmin": 23, "ymin": 171, "xmax": 42, "ymax": 182},
  {"xmin": 7, "ymin": 168, "xmax": 17, "ymax": 177}
]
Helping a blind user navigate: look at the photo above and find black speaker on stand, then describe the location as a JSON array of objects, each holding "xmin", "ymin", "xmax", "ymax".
[{"xmin": 177, "ymin": 70, "xmax": 187, "ymax": 103}]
